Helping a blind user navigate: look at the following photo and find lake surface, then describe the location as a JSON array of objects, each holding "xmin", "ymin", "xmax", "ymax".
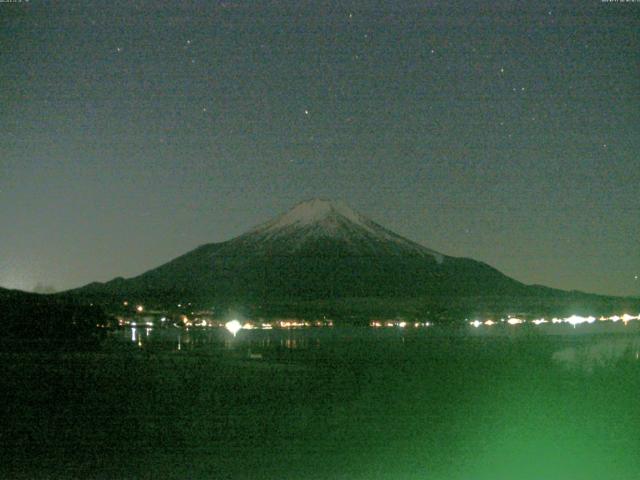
[{"xmin": 2, "ymin": 324, "xmax": 640, "ymax": 479}]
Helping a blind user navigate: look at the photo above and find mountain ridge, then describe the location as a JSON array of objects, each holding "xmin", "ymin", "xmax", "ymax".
[{"xmin": 64, "ymin": 199, "xmax": 638, "ymax": 319}]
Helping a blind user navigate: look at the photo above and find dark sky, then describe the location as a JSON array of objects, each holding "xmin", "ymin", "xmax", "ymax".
[{"xmin": 1, "ymin": 0, "xmax": 638, "ymax": 297}]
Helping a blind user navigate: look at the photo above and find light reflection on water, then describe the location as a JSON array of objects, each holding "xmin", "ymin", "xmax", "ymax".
[
  {"xmin": 122, "ymin": 326, "xmax": 332, "ymax": 355},
  {"xmin": 121, "ymin": 324, "xmax": 640, "ymax": 368},
  {"xmin": 552, "ymin": 336, "xmax": 640, "ymax": 371}
]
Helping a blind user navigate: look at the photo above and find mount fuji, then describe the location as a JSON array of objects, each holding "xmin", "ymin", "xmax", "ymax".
[{"xmin": 67, "ymin": 199, "xmax": 635, "ymax": 318}]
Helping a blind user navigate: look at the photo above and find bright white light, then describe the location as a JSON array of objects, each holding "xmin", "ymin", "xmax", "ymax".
[
  {"xmin": 242, "ymin": 322, "xmax": 255, "ymax": 330},
  {"xmin": 507, "ymin": 318, "xmax": 523, "ymax": 325},
  {"xmin": 621, "ymin": 314, "xmax": 636, "ymax": 323},
  {"xmin": 552, "ymin": 317, "xmax": 562, "ymax": 324},
  {"xmin": 610, "ymin": 315, "xmax": 620, "ymax": 322},
  {"xmin": 470, "ymin": 320, "xmax": 482, "ymax": 328},
  {"xmin": 225, "ymin": 320, "xmax": 242, "ymax": 336},
  {"xmin": 136, "ymin": 305, "xmax": 144, "ymax": 313},
  {"xmin": 484, "ymin": 320, "xmax": 495, "ymax": 326},
  {"xmin": 564, "ymin": 315, "xmax": 595, "ymax": 327},
  {"xmin": 398, "ymin": 322, "xmax": 407, "ymax": 328},
  {"xmin": 532, "ymin": 318, "xmax": 548, "ymax": 325}
]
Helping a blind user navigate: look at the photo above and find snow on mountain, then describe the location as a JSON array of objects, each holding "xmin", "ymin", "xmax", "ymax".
[
  {"xmin": 251, "ymin": 199, "xmax": 366, "ymax": 232},
  {"xmin": 243, "ymin": 199, "xmax": 445, "ymax": 262},
  {"xmin": 69, "ymin": 198, "xmax": 601, "ymax": 309}
]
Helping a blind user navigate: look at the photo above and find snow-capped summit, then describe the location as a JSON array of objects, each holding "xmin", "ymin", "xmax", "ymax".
[
  {"xmin": 250, "ymin": 199, "xmax": 372, "ymax": 234},
  {"xmin": 243, "ymin": 198, "xmax": 444, "ymax": 261},
  {"xmin": 70, "ymin": 198, "xmax": 542, "ymax": 308}
]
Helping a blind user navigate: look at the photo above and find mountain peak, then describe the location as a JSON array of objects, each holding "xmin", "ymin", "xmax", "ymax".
[
  {"xmin": 242, "ymin": 199, "xmax": 445, "ymax": 263},
  {"xmin": 250, "ymin": 198, "xmax": 369, "ymax": 234},
  {"xmin": 277, "ymin": 198, "xmax": 361, "ymax": 224}
]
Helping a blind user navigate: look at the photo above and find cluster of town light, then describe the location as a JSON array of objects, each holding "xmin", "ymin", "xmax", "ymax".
[
  {"xmin": 121, "ymin": 302, "xmax": 638, "ymax": 332},
  {"xmin": 469, "ymin": 313, "xmax": 640, "ymax": 328},
  {"xmin": 120, "ymin": 315, "xmax": 334, "ymax": 330},
  {"xmin": 369, "ymin": 321, "xmax": 431, "ymax": 328}
]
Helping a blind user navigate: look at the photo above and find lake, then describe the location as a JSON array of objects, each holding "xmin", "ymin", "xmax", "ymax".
[{"xmin": 1, "ymin": 323, "xmax": 639, "ymax": 479}]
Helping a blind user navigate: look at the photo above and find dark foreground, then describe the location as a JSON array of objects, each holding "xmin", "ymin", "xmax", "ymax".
[{"xmin": 1, "ymin": 328, "xmax": 639, "ymax": 479}]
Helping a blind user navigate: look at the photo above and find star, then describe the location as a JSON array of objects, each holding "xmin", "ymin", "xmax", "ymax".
[
  {"xmin": 116, "ymin": 47, "xmax": 122, "ymax": 53},
  {"xmin": 500, "ymin": 67, "xmax": 505, "ymax": 74},
  {"xmin": 304, "ymin": 109, "xmax": 309, "ymax": 116}
]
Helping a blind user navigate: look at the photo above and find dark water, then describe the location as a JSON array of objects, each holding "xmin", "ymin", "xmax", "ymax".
[{"xmin": 1, "ymin": 325, "xmax": 639, "ymax": 479}]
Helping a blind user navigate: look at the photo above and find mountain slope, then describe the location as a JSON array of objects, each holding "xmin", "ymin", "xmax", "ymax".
[{"xmin": 70, "ymin": 199, "xmax": 534, "ymax": 306}]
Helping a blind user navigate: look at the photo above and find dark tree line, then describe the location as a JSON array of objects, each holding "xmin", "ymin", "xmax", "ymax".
[{"xmin": 0, "ymin": 288, "xmax": 111, "ymax": 349}]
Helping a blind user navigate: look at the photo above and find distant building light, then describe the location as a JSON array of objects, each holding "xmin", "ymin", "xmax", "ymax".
[
  {"xmin": 225, "ymin": 319, "xmax": 242, "ymax": 336},
  {"xmin": 136, "ymin": 305, "xmax": 144, "ymax": 313},
  {"xmin": 564, "ymin": 315, "xmax": 595, "ymax": 327}
]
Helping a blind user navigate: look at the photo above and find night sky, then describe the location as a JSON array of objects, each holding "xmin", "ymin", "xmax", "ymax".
[{"xmin": 1, "ymin": 0, "xmax": 638, "ymax": 297}]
